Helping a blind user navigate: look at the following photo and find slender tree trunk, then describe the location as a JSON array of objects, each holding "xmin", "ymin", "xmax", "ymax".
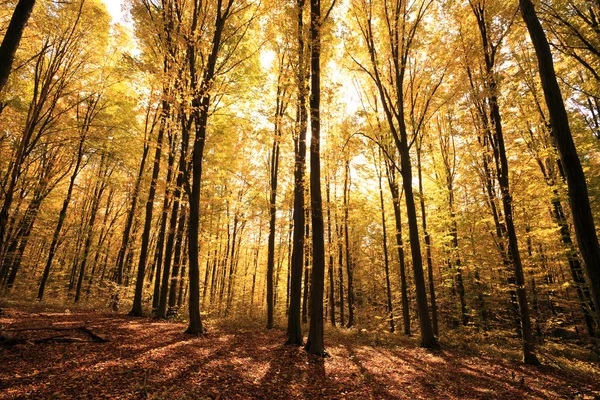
[
  {"xmin": 75, "ymin": 154, "xmax": 109, "ymax": 303},
  {"xmin": 286, "ymin": 0, "xmax": 307, "ymax": 347},
  {"xmin": 377, "ymin": 153, "xmax": 394, "ymax": 333},
  {"xmin": 152, "ymin": 133, "xmax": 177, "ymax": 310},
  {"xmin": 302, "ymin": 221, "xmax": 310, "ymax": 324},
  {"xmin": 129, "ymin": 99, "xmax": 168, "ymax": 316},
  {"xmin": 336, "ymin": 208, "xmax": 345, "ymax": 327},
  {"xmin": 157, "ymin": 163, "xmax": 183, "ymax": 319},
  {"xmin": 87, "ymin": 193, "xmax": 114, "ymax": 298},
  {"xmin": 343, "ymin": 159, "xmax": 354, "ymax": 328},
  {"xmin": 177, "ymin": 238, "xmax": 188, "ymax": 308},
  {"xmin": 267, "ymin": 116, "xmax": 281, "ymax": 328},
  {"xmin": 416, "ymin": 142, "xmax": 439, "ymax": 335},
  {"xmin": 469, "ymin": 1, "xmax": 539, "ymax": 363},
  {"xmin": 4, "ymin": 198, "xmax": 41, "ymax": 288},
  {"xmin": 169, "ymin": 206, "xmax": 188, "ymax": 309},
  {"xmin": 399, "ymin": 137, "xmax": 436, "ymax": 347},
  {"xmin": 326, "ymin": 178, "xmax": 336, "ymax": 326},
  {"xmin": 305, "ymin": 0, "xmax": 326, "ymax": 356},
  {"xmin": 115, "ymin": 129, "xmax": 150, "ymax": 284},
  {"xmin": 387, "ymin": 168, "xmax": 410, "ymax": 335},
  {"xmin": 38, "ymin": 136, "xmax": 86, "ymax": 299}
]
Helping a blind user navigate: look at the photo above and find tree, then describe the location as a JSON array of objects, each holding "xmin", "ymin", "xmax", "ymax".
[
  {"xmin": 468, "ymin": 0, "xmax": 539, "ymax": 365},
  {"xmin": 520, "ymin": 0, "xmax": 600, "ymax": 332},
  {"xmin": 286, "ymin": 0, "xmax": 308, "ymax": 347},
  {"xmin": 304, "ymin": 0, "xmax": 327, "ymax": 357},
  {"xmin": 267, "ymin": 47, "xmax": 290, "ymax": 329},
  {"xmin": 351, "ymin": 0, "xmax": 437, "ymax": 348}
]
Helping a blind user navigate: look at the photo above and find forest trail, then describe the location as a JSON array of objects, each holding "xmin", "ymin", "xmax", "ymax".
[{"xmin": 1, "ymin": 307, "xmax": 598, "ymax": 399}]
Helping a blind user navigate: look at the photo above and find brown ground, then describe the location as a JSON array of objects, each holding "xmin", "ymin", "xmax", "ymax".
[{"xmin": 1, "ymin": 307, "xmax": 598, "ymax": 399}]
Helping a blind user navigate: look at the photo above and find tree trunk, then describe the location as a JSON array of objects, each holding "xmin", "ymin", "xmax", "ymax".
[
  {"xmin": 0, "ymin": 0, "xmax": 36, "ymax": 92},
  {"xmin": 115, "ymin": 124, "xmax": 150, "ymax": 284},
  {"xmin": 75, "ymin": 153, "xmax": 110, "ymax": 303},
  {"xmin": 152, "ymin": 132, "xmax": 177, "ymax": 310},
  {"xmin": 377, "ymin": 153, "xmax": 395, "ymax": 333},
  {"xmin": 129, "ymin": 98, "xmax": 168, "ymax": 316},
  {"xmin": 286, "ymin": 0, "xmax": 308, "ymax": 347},
  {"xmin": 305, "ymin": 0, "xmax": 326, "ymax": 356},
  {"xmin": 169, "ymin": 206, "xmax": 188, "ymax": 309},
  {"xmin": 266, "ymin": 140, "xmax": 279, "ymax": 327},
  {"xmin": 387, "ymin": 167, "xmax": 410, "ymax": 335},
  {"xmin": 520, "ymin": 0, "xmax": 600, "ymax": 331},
  {"xmin": 326, "ymin": 177, "xmax": 336, "ymax": 327},
  {"xmin": 343, "ymin": 159, "xmax": 355, "ymax": 328},
  {"xmin": 157, "ymin": 159, "xmax": 183, "ymax": 319},
  {"xmin": 416, "ymin": 141, "xmax": 439, "ymax": 335},
  {"xmin": 38, "ymin": 134, "xmax": 86, "ymax": 300},
  {"xmin": 302, "ymin": 221, "xmax": 310, "ymax": 324}
]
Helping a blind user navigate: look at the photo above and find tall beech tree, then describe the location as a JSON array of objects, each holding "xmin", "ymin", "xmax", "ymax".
[
  {"xmin": 520, "ymin": 0, "xmax": 600, "ymax": 331},
  {"xmin": 286, "ymin": 0, "xmax": 309, "ymax": 347},
  {"xmin": 342, "ymin": 158, "xmax": 355, "ymax": 328},
  {"xmin": 267, "ymin": 47, "xmax": 290, "ymax": 329},
  {"xmin": 468, "ymin": 0, "xmax": 539, "ymax": 365},
  {"xmin": 114, "ymin": 105, "xmax": 155, "ymax": 285},
  {"xmin": 305, "ymin": 0, "xmax": 327, "ymax": 356},
  {"xmin": 352, "ymin": 0, "xmax": 437, "ymax": 348},
  {"xmin": 375, "ymin": 148, "xmax": 394, "ymax": 333}
]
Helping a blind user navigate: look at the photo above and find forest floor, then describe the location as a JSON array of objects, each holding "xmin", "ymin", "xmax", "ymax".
[{"xmin": 1, "ymin": 304, "xmax": 599, "ymax": 399}]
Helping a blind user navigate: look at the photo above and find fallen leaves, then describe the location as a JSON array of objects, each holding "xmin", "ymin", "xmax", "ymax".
[{"xmin": 0, "ymin": 307, "xmax": 598, "ymax": 399}]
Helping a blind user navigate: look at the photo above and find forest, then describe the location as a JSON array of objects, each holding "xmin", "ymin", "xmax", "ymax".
[{"xmin": 1, "ymin": 0, "xmax": 600, "ymax": 398}]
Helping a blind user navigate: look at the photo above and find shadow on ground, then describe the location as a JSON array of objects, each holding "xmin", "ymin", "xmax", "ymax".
[{"xmin": 0, "ymin": 308, "xmax": 598, "ymax": 399}]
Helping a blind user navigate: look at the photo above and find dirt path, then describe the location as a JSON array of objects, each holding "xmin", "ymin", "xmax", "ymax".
[{"xmin": 1, "ymin": 308, "xmax": 598, "ymax": 399}]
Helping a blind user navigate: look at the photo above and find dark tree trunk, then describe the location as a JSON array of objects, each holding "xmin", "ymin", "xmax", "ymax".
[
  {"xmin": 305, "ymin": 0, "xmax": 326, "ymax": 357},
  {"xmin": 520, "ymin": 0, "xmax": 600, "ymax": 331},
  {"xmin": 267, "ymin": 132, "xmax": 278, "ymax": 326},
  {"xmin": 343, "ymin": 159, "xmax": 355, "ymax": 328},
  {"xmin": 377, "ymin": 152, "xmax": 394, "ymax": 333},
  {"xmin": 336, "ymin": 209, "xmax": 345, "ymax": 327},
  {"xmin": 87, "ymin": 192, "xmax": 115, "ymax": 297},
  {"xmin": 326, "ymin": 178, "xmax": 336, "ymax": 326},
  {"xmin": 184, "ymin": 0, "xmax": 231, "ymax": 333},
  {"xmin": 399, "ymin": 137, "xmax": 436, "ymax": 348},
  {"xmin": 302, "ymin": 221, "xmax": 310, "ymax": 324},
  {"xmin": 115, "ymin": 124, "xmax": 150, "ymax": 284},
  {"xmin": 416, "ymin": 142, "xmax": 439, "ymax": 335},
  {"xmin": 75, "ymin": 153, "xmax": 110, "ymax": 303},
  {"xmin": 363, "ymin": 1, "xmax": 435, "ymax": 346},
  {"xmin": 437, "ymin": 126, "xmax": 468, "ymax": 327},
  {"xmin": 471, "ymin": 1, "xmax": 539, "ymax": 364},
  {"xmin": 157, "ymin": 197, "xmax": 180, "ymax": 318},
  {"xmin": 38, "ymin": 134, "xmax": 86, "ymax": 300},
  {"xmin": 225, "ymin": 213, "xmax": 243, "ymax": 316},
  {"xmin": 0, "ymin": 0, "xmax": 36, "ymax": 92},
  {"xmin": 169, "ymin": 206, "xmax": 188, "ymax": 309},
  {"xmin": 286, "ymin": 0, "xmax": 308, "ymax": 347},
  {"xmin": 4, "ymin": 197, "xmax": 41, "ymax": 288},
  {"xmin": 177, "ymin": 238, "xmax": 189, "ymax": 308},
  {"xmin": 129, "ymin": 99, "xmax": 168, "ymax": 316},
  {"xmin": 267, "ymin": 54, "xmax": 287, "ymax": 328},
  {"xmin": 387, "ymin": 167, "xmax": 410, "ymax": 335},
  {"xmin": 152, "ymin": 132, "xmax": 177, "ymax": 310}
]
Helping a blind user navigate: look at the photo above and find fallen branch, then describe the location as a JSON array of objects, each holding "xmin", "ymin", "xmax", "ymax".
[
  {"xmin": 3, "ymin": 325, "xmax": 85, "ymax": 332},
  {"xmin": 0, "ymin": 324, "xmax": 109, "ymax": 346}
]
